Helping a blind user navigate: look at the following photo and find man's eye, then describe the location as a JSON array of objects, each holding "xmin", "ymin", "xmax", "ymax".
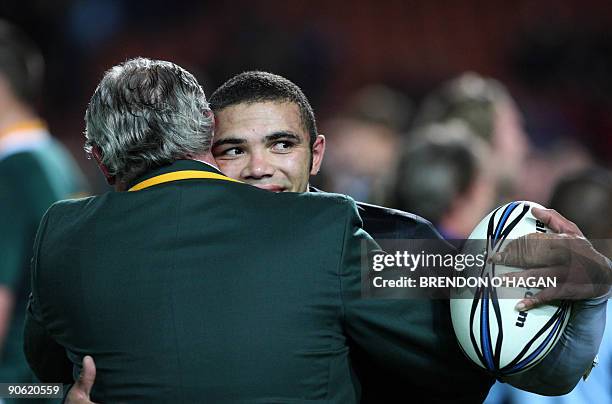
[
  {"xmin": 271, "ymin": 141, "xmax": 293, "ymax": 152},
  {"xmin": 222, "ymin": 147, "xmax": 243, "ymax": 157}
]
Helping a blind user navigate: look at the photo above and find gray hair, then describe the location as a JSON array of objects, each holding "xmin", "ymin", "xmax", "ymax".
[{"xmin": 84, "ymin": 57, "xmax": 213, "ymax": 184}]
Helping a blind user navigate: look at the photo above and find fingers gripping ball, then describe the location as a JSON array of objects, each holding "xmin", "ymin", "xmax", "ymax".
[{"xmin": 450, "ymin": 201, "xmax": 571, "ymax": 376}]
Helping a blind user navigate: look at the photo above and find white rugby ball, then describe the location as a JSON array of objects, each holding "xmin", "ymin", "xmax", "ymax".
[{"xmin": 450, "ymin": 201, "xmax": 571, "ymax": 376}]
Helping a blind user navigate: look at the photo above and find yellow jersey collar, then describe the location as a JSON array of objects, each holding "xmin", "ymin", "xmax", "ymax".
[
  {"xmin": 129, "ymin": 170, "xmax": 240, "ymax": 191},
  {"xmin": 127, "ymin": 160, "xmax": 241, "ymax": 192}
]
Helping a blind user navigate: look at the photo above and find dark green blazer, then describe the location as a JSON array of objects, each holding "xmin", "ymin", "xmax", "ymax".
[
  {"xmin": 312, "ymin": 187, "xmax": 493, "ymax": 403},
  {"xmin": 26, "ymin": 159, "xmax": 387, "ymax": 403}
]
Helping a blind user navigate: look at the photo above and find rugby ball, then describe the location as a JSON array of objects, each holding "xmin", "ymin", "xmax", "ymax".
[{"xmin": 450, "ymin": 201, "xmax": 571, "ymax": 376}]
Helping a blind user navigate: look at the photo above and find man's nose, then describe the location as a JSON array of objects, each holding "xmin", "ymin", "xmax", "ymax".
[{"xmin": 242, "ymin": 152, "xmax": 274, "ymax": 179}]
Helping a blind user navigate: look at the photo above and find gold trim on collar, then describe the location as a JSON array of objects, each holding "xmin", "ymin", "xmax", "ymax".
[{"xmin": 128, "ymin": 170, "xmax": 241, "ymax": 192}]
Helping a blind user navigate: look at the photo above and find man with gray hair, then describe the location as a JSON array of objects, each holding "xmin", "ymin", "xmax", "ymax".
[
  {"xmin": 83, "ymin": 58, "xmax": 216, "ymax": 189},
  {"xmin": 22, "ymin": 57, "xmax": 388, "ymax": 402}
]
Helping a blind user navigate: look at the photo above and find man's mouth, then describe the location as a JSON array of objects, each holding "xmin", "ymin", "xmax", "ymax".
[{"xmin": 255, "ymin": 184, "xmax": 287, "ymax": 193}]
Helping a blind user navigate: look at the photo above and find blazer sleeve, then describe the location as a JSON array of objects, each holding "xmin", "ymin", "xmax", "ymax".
[
  {"xmin": 23, "ymin": 205, "xmax": 73, "ymax": 383},
  {"xmin": 338, "ymin": 198, "xmax": 493, "ymax": 403}
]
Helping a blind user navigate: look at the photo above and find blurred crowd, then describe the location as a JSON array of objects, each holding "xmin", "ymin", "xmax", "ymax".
[
  {"xmin": 323, "ymin": 73, "xmax": 608, "ymax": 238},
  {"xmin": 320, "ymin": 68, "xmax": 612, "ymax": 404},
  {"xmin": 1, "ymin": 1, "xmax": 612, "ymax": 402}
]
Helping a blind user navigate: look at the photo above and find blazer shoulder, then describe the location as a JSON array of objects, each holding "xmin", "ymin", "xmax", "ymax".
[
  {"xmin": 301, "ymin": 190, "xmax": 356, "ymax": 204},
  {"xmin": 285, "ymin": 190, "xmax": 358, "ymax": 212},
  {"xmin": 48, "ymin": 194, "xmax": 100, "ymax": 213},
  {"xmin": 43, "ymin": 194, "xmax": 104, "ymax": 227},
  {"xmin": 307, "ymin": 187, "xmax": 437, "ymax": 238},
  {"xmin": 355, "ymin": 201, "xmax": 445, "ymax": 240},
  {"xmin": 356, "ymin": 201, "xmax": 431, "ymax": 226}
]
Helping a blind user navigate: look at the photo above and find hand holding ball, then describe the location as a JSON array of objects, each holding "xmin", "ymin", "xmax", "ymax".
[{"xmin": 450, "ymin": 201, "xmax": 572, "ymax": 375}]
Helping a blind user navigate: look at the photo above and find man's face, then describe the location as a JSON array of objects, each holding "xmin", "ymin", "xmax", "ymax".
[{"xmin": 212, "ymin": 101, "xmax": 325, "ymax": 192}]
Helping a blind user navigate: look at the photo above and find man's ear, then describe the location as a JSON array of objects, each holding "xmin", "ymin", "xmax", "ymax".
[
  {"xmin": 91, "ymin": 145, "xmax": 116, "ymax": 185},
  {"xmin": 310, "ymin": 134, "xmax": 326, "ymax": 176}
]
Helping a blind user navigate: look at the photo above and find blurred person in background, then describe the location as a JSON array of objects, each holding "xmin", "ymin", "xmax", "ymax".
[
  {"xmin": 413, "ymin": 72, "xmax": 530, "ymax": 204},
  {"xmin": 320, "ymin": 85, "xmax": 411, "ymax": 203},
  {"xmin": 549, "ymin": 169, "xmax": 612, "ymax": 252},
  {"xmin": 515, "ymin": 139, "xmax": 593, "ymax": 207},
  {"xmin": 486, "ymin": 168, "xmax": 612, "ymax": 404},
  {"xmin": 0, "ymin": 19, "xmax": 88, "ymax": 396},
  {"xmin": 389, "ymin": 121, "xmax": 495, "ymax": 240}
]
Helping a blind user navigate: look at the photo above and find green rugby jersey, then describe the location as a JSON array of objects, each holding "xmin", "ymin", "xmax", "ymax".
[{"xmin": 0, "ymin": 120, "xmax": 88, "ymax": 388}]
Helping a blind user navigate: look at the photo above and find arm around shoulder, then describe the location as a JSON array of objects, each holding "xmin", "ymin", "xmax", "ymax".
[{"xmin": 502, "ymin": 292, "xmax": 608, "ymax": 395}]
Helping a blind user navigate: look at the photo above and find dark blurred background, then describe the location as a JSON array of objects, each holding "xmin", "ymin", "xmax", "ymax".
[
  {"xmin": 2, "ymin": 0, "xmax": 612, "ymax": 198},
  {"xmin": 2, "ymin": 2, "xmax": 611, "ymax": 403}
]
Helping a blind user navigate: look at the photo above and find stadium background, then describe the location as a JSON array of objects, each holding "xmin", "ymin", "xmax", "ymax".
[
  {"xmin": 1, "ymin": 1, "xmax": 610, "ymax": 403},
  {"xmin": 3, "ymin": 0, "xmax": 612, "ymax": 194}
]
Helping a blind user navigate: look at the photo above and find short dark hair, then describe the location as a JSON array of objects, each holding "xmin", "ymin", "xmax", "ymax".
[
  {"xmin": 209, "ymin": 71, "xmax": 317, "ymax": 150},
  {"xmin": 390, "ymin": 122, "xmax": 488, "ymax": 225},
  {"xmin": 0, "ymin": 20, "xmax": 44, "ymax": 106}
]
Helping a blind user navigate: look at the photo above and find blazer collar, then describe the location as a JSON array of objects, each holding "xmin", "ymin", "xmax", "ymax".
[{"xmin": 127, "ymin": 159, "xmax": 229, "ymax": 191}]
